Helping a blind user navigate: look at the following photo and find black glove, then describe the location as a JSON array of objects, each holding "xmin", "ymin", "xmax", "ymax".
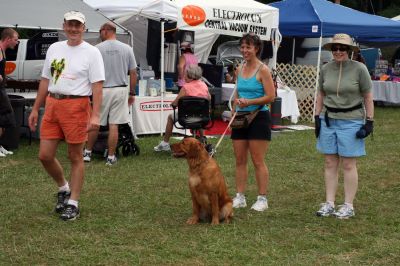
[
  {"xmin": 314, "ymin": 115, "xmax": 321, "ymax": 138},
  {"xmin": 356, "ymin": 119, "xmax": 374, "ymax": 139}
]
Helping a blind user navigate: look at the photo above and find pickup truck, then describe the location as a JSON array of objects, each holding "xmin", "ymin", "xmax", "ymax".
[{"xmin": 5, "ymin": 32, "xmax": 58, "ymax": 87}]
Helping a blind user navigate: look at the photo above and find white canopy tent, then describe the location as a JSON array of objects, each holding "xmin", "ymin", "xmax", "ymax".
[
  {"xmin": 84, "ymin": 0, "xmax": 280, "ymax": 65},
  {"xmin": 0, "ymin": 0, "xmax": 127, "ymax": 34},
  {"xmin": 176, "ymin": 0, "xmax": 281, "ymax": 66},
  {"xmin": 0, "ymin": 0, "xmax": 130, "ymax": 46},
  {"xmin": 84, "ymin": 0, "xmax": 280, "ymax": 134}
]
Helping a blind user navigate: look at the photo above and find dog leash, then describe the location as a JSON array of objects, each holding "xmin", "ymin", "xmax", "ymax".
[{"xmin": 209, "ymin": 111, "xmax": 237, "ymax": 157}]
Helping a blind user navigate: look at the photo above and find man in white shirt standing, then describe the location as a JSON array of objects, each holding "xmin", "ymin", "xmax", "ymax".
[
  {"xmin": 28, "ymin": 11, "xmax": 105, "ymax": 221},
  {"xmin": 83, "ymin": 22, "xmax": 137, "ymax": 165}
]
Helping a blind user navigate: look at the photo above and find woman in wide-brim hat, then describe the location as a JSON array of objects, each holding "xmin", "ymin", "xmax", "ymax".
[
  {"xmin": 314, "ymin": 33, "xmax": 374, "ymax": 219},
  {"xmin": 322, "ymin": 33, "xmax": 359, "ymax": 53}
]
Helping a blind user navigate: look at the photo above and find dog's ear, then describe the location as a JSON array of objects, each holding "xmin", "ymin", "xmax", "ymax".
[
  {"xmin": 185, "ymin": 140, "xmax": 201, "ymax": 158},
  {"xmin": 197, "ymin": 141, "xmax": 205, "ymax": 151}
]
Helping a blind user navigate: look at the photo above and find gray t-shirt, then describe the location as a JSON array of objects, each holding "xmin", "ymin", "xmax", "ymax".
[
  {"xmin": 319, "ymin": 59, "xmax": 372, "ymax": 119},
  {"xmin": 96, "ymin": 40, "xmax": 137, "ymax": 88}
]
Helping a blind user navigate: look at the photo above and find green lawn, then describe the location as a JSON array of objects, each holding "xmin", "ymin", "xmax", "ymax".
[{"xmin": 1, "ymin": 107, "xmax": 399, "ymax": 265}]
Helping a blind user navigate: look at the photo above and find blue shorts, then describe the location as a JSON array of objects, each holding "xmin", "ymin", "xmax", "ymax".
[{"xmin": 316, "ymin": 117, "xmax": 365, "ymax": 157}]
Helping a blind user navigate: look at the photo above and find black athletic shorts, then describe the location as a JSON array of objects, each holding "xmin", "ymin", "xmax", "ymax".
[{"xmin": 231, "ymin": 110, "xmax": 271, "ymax": 141}]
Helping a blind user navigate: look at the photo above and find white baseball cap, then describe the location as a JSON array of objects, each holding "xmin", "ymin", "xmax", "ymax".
[{"xmin": 64, "ymin": 11, "xmax": 86, "ymax": 24}]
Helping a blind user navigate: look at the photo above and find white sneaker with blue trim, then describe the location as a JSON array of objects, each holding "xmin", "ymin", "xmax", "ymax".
[
  {"xmin": 316, "ymin": 202, "xmax": 335, "ymax": 217},
  {"xmin": 333, "ymin": 204, "xmax": 355, "ymax": 219},
  {"xmin": 251, "ymin": 196, "xmax": 269, "ymax": 212},
  {"xmin": 232, "ymin": 193, "xmax": 247, "ymax": 208},
  {"xmin": 154, "ymin": 141, "xmax": 170, "ymax": 152}
]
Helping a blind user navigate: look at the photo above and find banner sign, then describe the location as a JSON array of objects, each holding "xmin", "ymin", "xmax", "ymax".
[
  {"xmin": 177, "ymin": 1, "xmax": 279, "ymax": 41},
  {"xmin": 139, "ymin": 100, "xmax": 173, "ymax": 112}
]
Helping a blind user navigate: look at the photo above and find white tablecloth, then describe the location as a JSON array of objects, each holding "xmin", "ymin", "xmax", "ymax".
[
  {"xmin": 277, "ymin": 88, "xmax": 300, "ymax": 123},
  {"xmin": 372, "ymin": 81, "xmax": 400, "ymax": 104},
  {"xmin": 220, "ymin": 83, "xmax": 300, "ymax": 123},
  {"xmin": 132, "ymin": 94, "xmax": 186, "ymax": 135}
]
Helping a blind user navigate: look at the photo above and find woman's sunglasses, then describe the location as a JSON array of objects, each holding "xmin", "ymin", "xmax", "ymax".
[{"xmin": 331, "ymin": 46, "xmax": 348, "ymax": 52}]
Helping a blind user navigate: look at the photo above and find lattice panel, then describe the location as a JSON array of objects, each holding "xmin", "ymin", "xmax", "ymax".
[{"xmin": 276, "ymin": 63, "xmax": 317, "ymax": 122}]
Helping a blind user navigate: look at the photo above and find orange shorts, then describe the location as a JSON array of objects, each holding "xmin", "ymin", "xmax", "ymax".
[{"xmin": 40, "ymin": 96, "xmax": 91, "ymax": 144}]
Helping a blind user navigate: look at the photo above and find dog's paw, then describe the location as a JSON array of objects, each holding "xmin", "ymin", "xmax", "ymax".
[
  {"xmin": 186, "ymin": 216, "xmax": 199, "ymax": 225},
  {"xmin": 224, "ymin": 217, "xmax": 232, "ymax": 224},
  {"xmin": 211, "ymin": 218, "xmax": 220, "ymax": 225}
]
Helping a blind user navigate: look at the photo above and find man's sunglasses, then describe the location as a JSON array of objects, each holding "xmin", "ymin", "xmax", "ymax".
[{"xmin": 331, "ymin": 46, "xmax": 348, "ymax": 52}]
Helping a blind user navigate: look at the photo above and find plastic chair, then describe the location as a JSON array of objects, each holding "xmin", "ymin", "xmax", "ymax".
[{"xmin": 173, "ymin": 96, "xmax": 214, "ymax": 152}]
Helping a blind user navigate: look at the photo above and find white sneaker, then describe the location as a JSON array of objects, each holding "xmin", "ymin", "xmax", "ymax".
[
  {"xmin": 232, "ymin": 193, "xmax": 247, "ymax": 208},
  {"xmin": 0, "ymin": 150, "xmax": 6, "ymax": 157},
  {"xmin": 333, "ymin": 204, "xmax": 355, "ymax": 219},
  {"xmin": 0, "ymin": 146, "xmax": 13, "ymax": 155},
  {"xmin": 316, "ymin": 202, "xmax": 335, "ymax": 217},
  {"xmin": 154, "ymin": 142, "xmax": 170, "ymax": 152},
  {"xmin": 83, "ymin": 150, "xmax": 92, "ymax": 162},
  {"xmin": 251, "ymin": 196, "xmax": 269, "ymax": 212},
  {"xmin": 105, "ymin": 156, "xmax": 117, "ymax": 166}
]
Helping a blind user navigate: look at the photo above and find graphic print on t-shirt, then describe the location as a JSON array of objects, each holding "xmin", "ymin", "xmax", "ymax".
[{"xmin": 51, "ymin": 58, "xmax": 65, "ymax": 84}]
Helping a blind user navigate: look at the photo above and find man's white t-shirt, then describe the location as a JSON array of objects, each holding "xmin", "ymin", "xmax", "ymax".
[{"xmin": 42, "ymin": 40, "xmax": 105, "ymax": 96}]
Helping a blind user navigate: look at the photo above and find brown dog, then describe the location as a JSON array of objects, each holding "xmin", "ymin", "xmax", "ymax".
[{"xmin": 171, "ymin": 137, "xmax": 233, "ymax": 225}]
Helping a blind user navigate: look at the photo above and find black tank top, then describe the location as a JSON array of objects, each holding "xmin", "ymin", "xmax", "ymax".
[{"xmin": 0, "ymin": 48, "xmax": 6, "ymax": 88}]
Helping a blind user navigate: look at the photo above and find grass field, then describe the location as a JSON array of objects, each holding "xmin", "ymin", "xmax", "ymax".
[{"xmin": 0, "ymin": 107, "xmax": 399, "ymax": 265}]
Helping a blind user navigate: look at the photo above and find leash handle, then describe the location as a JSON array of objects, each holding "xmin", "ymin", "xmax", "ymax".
[{"xmin": 210, "ymin": 111, "xmax": 237, "ymax": 157}]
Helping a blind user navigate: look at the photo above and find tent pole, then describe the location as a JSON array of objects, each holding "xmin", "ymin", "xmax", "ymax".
[
  {"xmin": 312, "ymin": 35, "xmax": 323, "ymax": 121},
  {"xmin": 271, "ymin": 29, "xmax": 281, "ymax": 70},
  {"xmin": 160, "ymin": 19, "xmax": 165, "ymax": 136},
  {"xmin": 291, "ymin": 38, "xmax": 295, "ymax": 65}
]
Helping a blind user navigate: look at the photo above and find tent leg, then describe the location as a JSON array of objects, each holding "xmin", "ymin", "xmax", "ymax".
[
  {"xmin": 312, "ymin": 36, "xmax": 323, "ymax": 121},
  {"xmin": 291, "ymin": 38, "xmax": 295, "ymax": 65},
  {"xmin": 160, "ymin": 19, "xmax": 165, "ymax": 136}
]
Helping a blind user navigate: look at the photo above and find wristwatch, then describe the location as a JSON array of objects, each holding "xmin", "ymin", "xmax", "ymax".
[{"xmin": 129, "ymin": 92, "xmax": 135, "ymax": 96}]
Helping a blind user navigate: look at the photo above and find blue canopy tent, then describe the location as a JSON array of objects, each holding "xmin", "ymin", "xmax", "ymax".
[
  {"xmin": 270, "ymin": 0, "xmax": 400, "ymax": 64},
  {"xmin": 270, "ymin": 0, "xmax": 400, "ymax": 40},
  {"xmin": 269, "ymin": 0, "xmax": 400, "ymax": 118}
]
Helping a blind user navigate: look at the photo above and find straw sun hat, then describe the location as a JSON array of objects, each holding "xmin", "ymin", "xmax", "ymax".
[{"xmin": 323, "ymin": 33, "xmax": 359, "ymax": 52}]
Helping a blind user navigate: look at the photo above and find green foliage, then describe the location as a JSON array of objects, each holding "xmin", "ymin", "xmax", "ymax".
[
  {"xmin": 0, "ymin": 107, "xmax": 399, "ymax": 264},
  {"xmin": 378, "ymin": 3, "xmax": 400, "ymax": 18}
]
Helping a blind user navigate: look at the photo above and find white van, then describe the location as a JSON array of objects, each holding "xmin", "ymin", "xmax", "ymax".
[
  {"xmin": 296, "ymin": 37, "xmax": 333, "ymax": 66},
  {"xmin": 5, "ymin": 32, "xmax": 58, "ymax": 82}
]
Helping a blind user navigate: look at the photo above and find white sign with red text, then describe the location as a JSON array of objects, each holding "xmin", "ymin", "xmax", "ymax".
[
  {"xmin": 176, "ymin": 0, "xmax": 279, "ymax": 41},
  {"xmin": 132, "ymin": 95, "xmax": 186, "ymax": 135}
]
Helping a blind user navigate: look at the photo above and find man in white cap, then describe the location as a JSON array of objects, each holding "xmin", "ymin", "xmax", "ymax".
[{"xmin": 28, "ymin": 11, "xmax": 105, "ymax": 221}]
